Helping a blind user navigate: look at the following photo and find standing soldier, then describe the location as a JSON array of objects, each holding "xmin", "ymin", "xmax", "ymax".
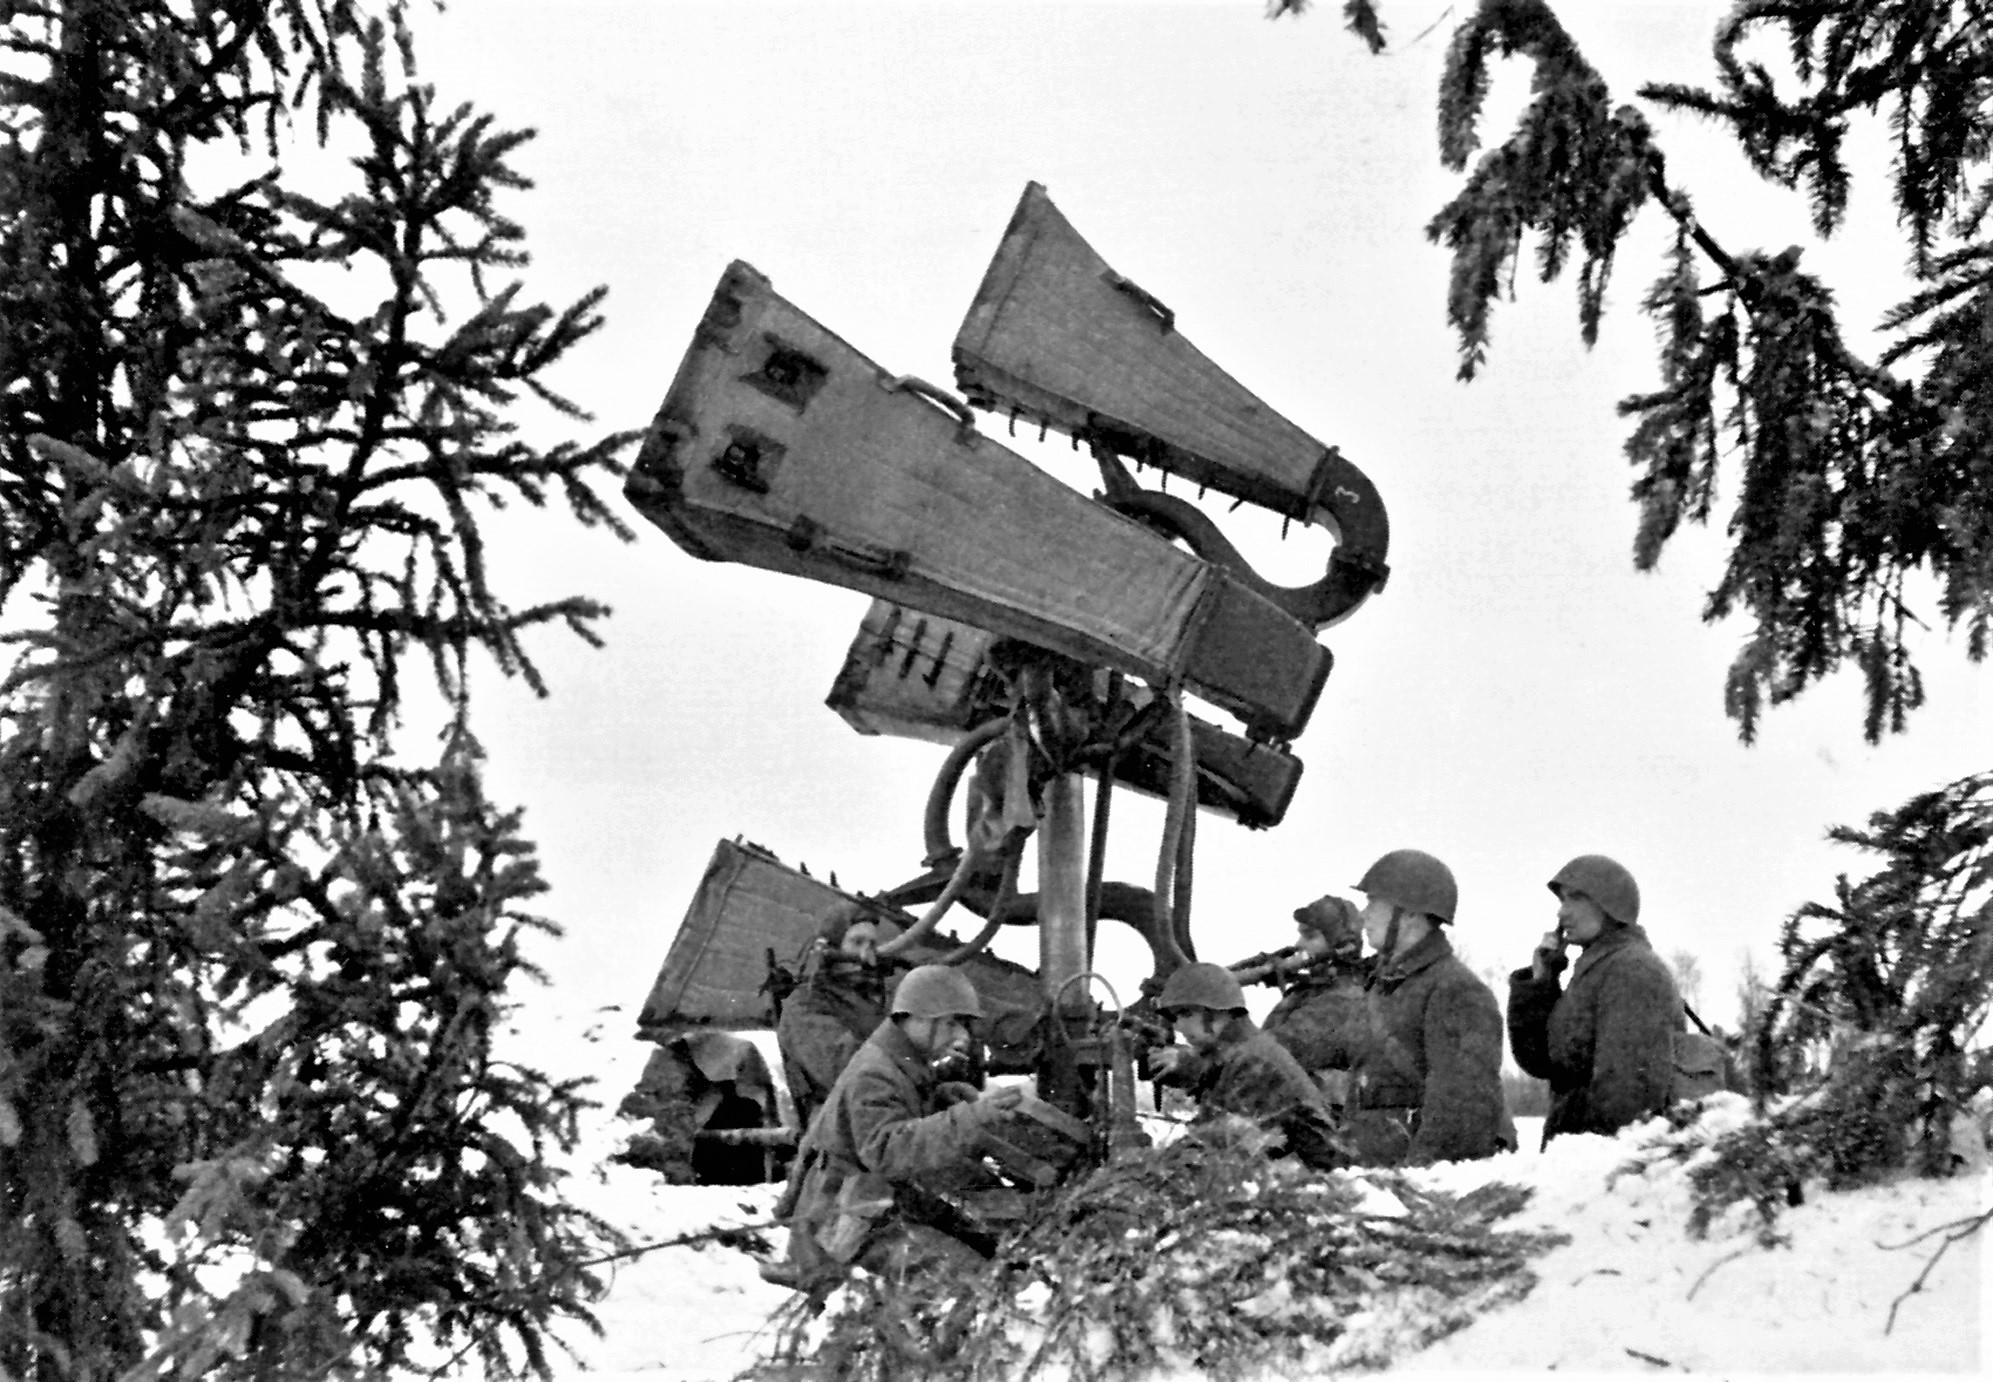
[
  {"xmin": 1507, "ymin": 854, "xmax": 1683, "ymax": 1146},
  {"xmin": 1255, "ymin": 894, "xmax": 1370, "ymax": 1115},
  {"xmin": 771, "ymin": 964, "xmax": 1022, "ymax": 1292},
  {"xmin": 1149, "ymin": 962, "xmax": 1345, "ymax": 1168},
  {"xmin": 776, "ymin": 900, "xmax": 892, "ymax": 1135},
  {"xmin": 1343, "ymin": 849, "xmax": 1510, "ymax": 1166}
]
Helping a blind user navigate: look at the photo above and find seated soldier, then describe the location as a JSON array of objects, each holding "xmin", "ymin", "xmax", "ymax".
[
  {"xmin": 1259, "ymin": 893, "xmax": 1370, "ymax": 1114},
  {"xmin": 769, "ymin": 964, "xmax": 1021, "ymax": 1293},
  {"xmin": 776, "ymin": 900, "xmax": 891, "ymax": 1135},
  {"xmin": 1149, "ymin": 962, "xmax": 1345, "ymax": 1168}
]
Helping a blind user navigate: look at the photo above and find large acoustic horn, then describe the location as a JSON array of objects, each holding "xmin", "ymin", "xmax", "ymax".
[
  {"xmin": 626, "ymin": 261, "xmax": 1331, "ymax": 740},
  {"xmin": 953, "ymin": 183, "xmax": 1390, "ymax": 629}
]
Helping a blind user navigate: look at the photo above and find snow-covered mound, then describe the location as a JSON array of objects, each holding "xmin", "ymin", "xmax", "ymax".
[
  {"xmin": 1412, "ymin": 1097, "xmax": 1985, "ymax": 1373},
  {"xmin": 521, "ymin": 1011, "xmax": 1984, "ymax": 1379}
]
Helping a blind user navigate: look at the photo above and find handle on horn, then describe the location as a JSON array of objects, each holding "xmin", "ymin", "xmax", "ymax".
[{"xmin": 884, "ymin": 374, "xmax": 978, "ymax": 439}]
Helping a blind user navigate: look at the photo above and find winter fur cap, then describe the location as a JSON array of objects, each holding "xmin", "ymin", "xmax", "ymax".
[
  {"xmin": 815, "ymin": 900, "xmax": 871, "ymax": 948},
  {"xmin": 1293, "ymin": 894, "xmax": 1361, "ymax": 943}
]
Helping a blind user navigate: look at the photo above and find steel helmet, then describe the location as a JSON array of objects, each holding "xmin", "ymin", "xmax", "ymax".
[
  {"xmin": 1355, "ymin": 849, "xmax": 1458, "ymax": 923},
  {"xmin": 891, "ymin": 964, "xmax": 983, "ymax": 1020},
  {"xmin": 1548, "ymin": 855, "xmax": 1640, "ymax": 926},
  {"xmin": 1294, "ymin": 894, "xmax": 1361, "ymax": 945},
  {"xmin": 1157, "ymin": 962, "xmax": 1247, "ymax": 1014}
]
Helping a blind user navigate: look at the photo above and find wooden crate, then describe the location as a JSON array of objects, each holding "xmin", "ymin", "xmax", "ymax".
[
  {"xmin": 822, "ymin": 598, "xmax": 1005, "ymax": 745},
  {"xmin": 637, "ymin": 838, "xmax": 1048, "ymax": 1069},
  {"xmin": 625, "ymin": 260, "xmax": 1329, "ymax": 740},
  {"xmin": 825, "ymin": 599, "xmax": 1304, "ymax": 829}
]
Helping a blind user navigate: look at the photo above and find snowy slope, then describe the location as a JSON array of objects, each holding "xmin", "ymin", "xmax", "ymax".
[{"xmin": 524, "ymin": 1016, "xmax": 1985, "ymax": 1379}]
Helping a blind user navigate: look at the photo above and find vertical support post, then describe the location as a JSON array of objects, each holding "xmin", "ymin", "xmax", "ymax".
[
  {"xmin": 1036, "ymin": 772, "xmax": 1090, "ymax": 1114},
  {"xmin": 1038, "ymin": 772, "xmax": 1090, "ymax": 1003}
]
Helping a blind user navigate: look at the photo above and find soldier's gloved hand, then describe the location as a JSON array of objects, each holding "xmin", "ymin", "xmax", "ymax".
[
  {"xmin": 934, "ymin": 1080, "xmax": 983, "ymax": 1108},
  {"xmin": 979, "ymin": 1083, "xmax": 1025, "ymax": 1111},
  {"xmin": 1531, "ymin": 929, "xmax": 1569, "ymax": 980},
  {"xmin": 1148, "ymin": 1045, "xmax": 1190, "ymax": 1078},
  {"xmin": 953, "ymin": 1082, "xmax": 1024, "ymax": 1132}
]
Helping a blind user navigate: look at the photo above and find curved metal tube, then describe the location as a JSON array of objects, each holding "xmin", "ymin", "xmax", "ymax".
[
  {"xmin": 1094, "ymin": 449, "xmax": 1389, "ymax": 631},
  {"xmin": 884, "ymin": 373, "xmax": 978, "ymax": 438},
  {"xmin": 1048, "ymin": 969, "xmax": 1125, "ymax": 1021}
]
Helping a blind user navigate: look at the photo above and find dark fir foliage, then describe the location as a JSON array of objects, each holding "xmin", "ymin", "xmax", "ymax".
[
  {"xmin": 753, "ymin": 1128, "xmax": 1564, "ymax": 1382},
  {"xmin": 1427, "ymin": 0, "xmax": 1659, "ymax": 373},
  {"xmin": 1268, "ymin": 0, "xmax": 1386, "ymax": 55},
  {"xmin": 0, "ymin": 3, "xmax": 637, "ymax": 1379},
  {"xmin": 1755, "ymin": 770, "xmax": 1993, "ymax": 1174},
  {"xmin": 1322, "ymin": 0, "xmax": 1993, "ymax": 743},
  {"xmin": 1622, "ymin": 771, "xmax": 1993, "ymax": 1241}
]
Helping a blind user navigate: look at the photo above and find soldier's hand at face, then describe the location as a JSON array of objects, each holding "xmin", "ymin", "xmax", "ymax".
[
  {"xmin": 1149, "ymin": 1045, "xmax": 1189, "ymax": 1077},
  {"xmin": 1531, "ymin": 929, "xmax": 1569, "ymax": 980}
]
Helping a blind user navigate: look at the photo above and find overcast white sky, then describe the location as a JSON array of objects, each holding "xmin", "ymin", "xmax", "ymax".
[{"xmin": 409, "ymin": 1, "xmax": 1986, "ymax": 1048}]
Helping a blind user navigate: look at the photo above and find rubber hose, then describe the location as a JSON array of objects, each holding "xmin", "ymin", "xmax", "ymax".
[
  {"xmin": 1170, "ymin": 694, "xmax": 1197, "ymax": 960},
  {"xmin": 1151, "ymin": 689, "xmax": 1192, "ymax": 972},
  {"xmin": 934, "ymin": 841, "xmax": 1022, "ymax": 965},
  {"xmin": 1084, "ymin": 751, "xmax": 1116, "ymax": 953},
  {"xmin": 921, "ymin": 717, "xmax": 1008, "ymax": 866},
  {"xmin": 877, "ymin": 845, "xmax": 978, "ymax": 959}
]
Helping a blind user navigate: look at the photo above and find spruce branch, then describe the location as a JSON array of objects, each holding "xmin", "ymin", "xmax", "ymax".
[
  {"xmin": 1684, "ymin": 1244, "xmax": 1755, "ymax": 1300},
  {"xmin": 1400, "ymin": 0, "xmax": 1993, "ymax": 742},
  {"xmin": 1879, "ymin": 1206, "xmax": 1992, "ymax": 1333}
]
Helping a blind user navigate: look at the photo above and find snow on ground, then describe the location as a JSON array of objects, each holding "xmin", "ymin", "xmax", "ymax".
[
  {"xmin": 1410, "ymin": 1106, "xmax": 1986, "ymax": 1375},
  {"xmin": 521, "ymin": 1009, "xmax": 1988, "ymax": 1380}
]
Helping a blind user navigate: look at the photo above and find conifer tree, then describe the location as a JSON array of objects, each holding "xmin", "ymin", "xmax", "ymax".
[
  {"xmin": 1755, "ymin": 772, "xmax": 1992, "ymax": 1172},
  {"xmin": 0, "ymin": 3, "xmax": 636, "ymax": 1377},
  {"xmin": 1274, "ymin": 1, "xmax": 1993, "ymax": 1186},
  {"xmin": 1284, "ymin": 0, "xmax": 1992, "ymax": 745}
]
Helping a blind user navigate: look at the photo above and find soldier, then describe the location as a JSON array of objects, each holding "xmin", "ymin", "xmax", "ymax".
[
  {"xmin": 1257, "ymin": 894, "xmax": 1370, "ymax": 1114},
  {"xmin": 1341, "ymin": 849, "xmax": 1510, "ymax": 1166},
  {"xmin": 1507, "ymin": 854, "xmax": 1683, "ymax": 1146},
  {"xmin": 776, "ymin": 900, "xmax": 892, "ymax": 1135},
  {"xmin": 1149, "ymin": 961, "xmax": 1345, "ymax": 1168},
  {"xmin": 771, "ymin": 964, "xmax": 1021, "ymax": 1292}
]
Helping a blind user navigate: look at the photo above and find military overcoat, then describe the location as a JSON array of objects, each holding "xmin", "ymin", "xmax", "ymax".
[
  {"xmin": 776, "ymin": 957, "xmax": 889, "ymax": 1133},
  {"xmin": 1262, "ymin": 967, "xmax": 1369, "ymax": 1099},
  {"xmin": 1507, "ymin": 921, "xmax": 1683, "ymax": 1144},
  {"xmin": 783, "ymin": 1019, "xmax": 989, "ymax": 1284},
  {"xmin": 1157, "ymin": 1016, "xmax": 1343, "ymax": 1166},
  {"xmin": 1342, "ymin": 930, "xmax": 1509, "ymax": 1166}
]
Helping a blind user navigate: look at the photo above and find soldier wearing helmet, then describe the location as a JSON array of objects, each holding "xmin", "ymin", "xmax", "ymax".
[
  {"xmin": 1507, "ymin": 854, "xmax": 1684, "ymax": 1145},
  {"xmin": 776, "ymin": 900, "xmax": 894, "ymax": 1135},
  {"xmin": 1258, "ymin": 894, "xmax": 1370, "ymax": 1115},
  {"xmin": 1149, "ymin": 962, "xmax": 1345, "ymax": 1168},
  {"xmin": 768, "ymin": 963, "xmax": 1023, "ymax": 1293},
  {"xmin": 1337, "ymin": 849, "xmax": 1510, "ymax": 1166}
]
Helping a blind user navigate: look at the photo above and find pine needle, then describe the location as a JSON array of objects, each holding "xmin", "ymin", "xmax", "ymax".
[{"xmin": 750, "ymin": 1133, "xmax": 1566, "ymax": 1381}]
